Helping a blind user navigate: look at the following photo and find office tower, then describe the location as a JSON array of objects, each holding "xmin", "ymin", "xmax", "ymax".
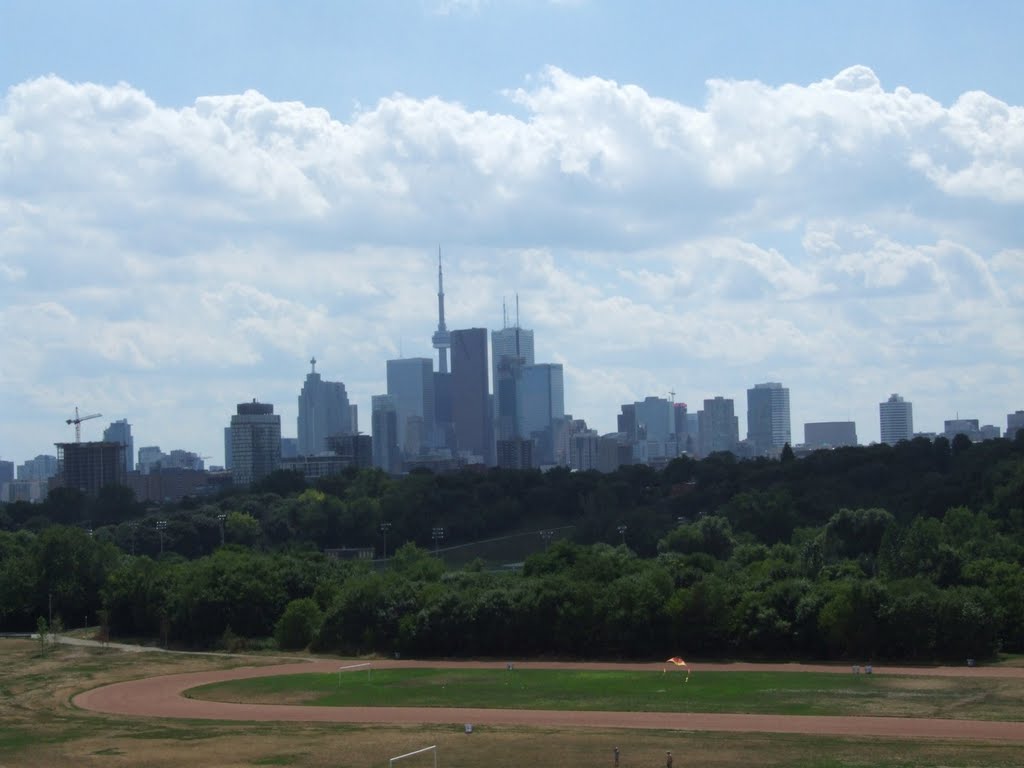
[
  {"xmin": 804, "ymin": 421, "xmax": 858, "ymax": 449},
  {"xmin": 1007, "ymin": 411, "xmax": 1024, "ymax": 440},
  {"xmin": 431, "ymin": 249, "xmax": 451, "ymax": 374},
  {"xmin": 451, "ymin": 328, "xmax": 491, "ymax": 462},
  {"xmin": 520, "ymin": 363, "xmax": 565, "ymax": 464},
  {"xmin": 673, "ymin": 403, "xmax": 688, "ymax": 439},
  {"xmin": 280, "ymin": 437, "xmax": 299, "ymax": 459},
  {"xmin": 697, "ymin": 397, "xmax": 739, "ymax": 457},
  {"xmin": 0, "ymin": 460, "xmax": 13, "ymax": 485},
  {"xmin": 492, "ymin": 322, "xmax": 535, "ymax": 441},
  {"xmin": 55, "ymin": 441, "xmax": 127, "ymax": 496},
  {"xmin": 223, "ymin": 427, "xmax": 233, "ymax": 470},
  {"xmin": 102, "ymin": 419, "xmax": 134, "ymax": 474},
  {"xmin": 633, "ymin": 396, "xmax": 674, "ymax": 443},
  {"xmin": 496, "ymin": 438, "xmax": 534, "ymax": 470},
  {"xmin": 326, "ymin": 433, "xmax": 373, "ymax": 469},
  {"xmin": 137, "ymin": 446, "xmax": 165, "ymax": 474},
  {"xmin": 386, "ymin": 357, "xmax": 435, "ymax": 457},
  {"xmin": 17, "ymin": 454, "xmax": 59, "ymax": 481},
  {"xmin": 746, "ymin": 382, "xmax": 792, "ymax": 457},
  {"xmin": 879, "ymin": 394, "xmax": 913, "ymax": 445},
  {"xmin": 943, "ymin": 419, "xmax": 981, "ymax": 442},
  {"xmin": 617, "ymin": 404, "xmax": 637, "ymax": 442},
  {"xmin": 372, "ymin": 395, "xmax": 401, "ymax": 473},
  {"xmin": 230, "ymin": 400, "xmax": 282, "ymax": 486},
  {"xmin": 349, "ymin": 404, "xmax": 359, "ymax": 436},
  {"xmin": 297, "ymin": 358, "xmax": 352, "ymax": 456},
  {"xmin": 433, "ymin": 371, "xmax": 454, "ymax": 450},
  {"xmin": 570, "ymin": 430, "xmax": 600, "ymax": 471}
]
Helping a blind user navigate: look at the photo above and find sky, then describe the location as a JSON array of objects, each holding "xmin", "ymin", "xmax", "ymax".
[{"xmin": 1, "ymin": 0, "xmax": 1023, "ymax": 467}]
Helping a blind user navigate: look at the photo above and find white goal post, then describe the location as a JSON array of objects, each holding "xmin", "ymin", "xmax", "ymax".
[
  {"xmin": 337, "ymin": 662, "xmax": 372, "ymax": 686},
  {"xmin": 389, "ymin": 745, "xmax": 438, "ymax": 768}
]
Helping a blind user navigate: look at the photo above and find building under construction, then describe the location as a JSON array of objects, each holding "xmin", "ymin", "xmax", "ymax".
[{"xmin": 55, "ymin": 441, "xmax": 127, "ymax": 496}]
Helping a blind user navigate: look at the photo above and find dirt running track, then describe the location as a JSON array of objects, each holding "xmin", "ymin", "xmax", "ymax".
[{"xmin": 73, "ymin": 660, "xmax": 1024, "ymax": 743}]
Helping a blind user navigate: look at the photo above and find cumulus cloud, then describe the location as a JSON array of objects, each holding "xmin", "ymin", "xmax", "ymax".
[{"xmin": 1, "ymin": 66, "xmax": 1022, "ymax": 460}]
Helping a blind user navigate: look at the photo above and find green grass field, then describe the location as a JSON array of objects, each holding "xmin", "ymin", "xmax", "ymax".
[{"xmin": 190, "ymin": 668, "xmax": 1024, "ymax": 721}]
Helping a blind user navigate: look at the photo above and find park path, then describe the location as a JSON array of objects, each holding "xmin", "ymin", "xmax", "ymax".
[{"xmin": 72, "ymin": 658, "xmax": 1024, "ymax": 743}]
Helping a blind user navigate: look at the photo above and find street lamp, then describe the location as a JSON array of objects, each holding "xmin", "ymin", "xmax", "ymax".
[
  {"xmin": 617, "ymin": 524, "xmax": 628, "ymax": 546},
  {"xmin": 540, "ymin": 529, "xmax": 555, "ymax": 549},
  {"xmin": 156, "ymin": 520, "xmax": 168, "ymax": 555},
  {"xmin": 217, "ymin": 513, "xmax": 227, "ymax": 546},
  {"xmin": 380, "ymin": 521, "xmax": 392, "ymax": 559},
  {"xmin": 431, "ymin": 526, "xmax": 445, "ymax": 555}
]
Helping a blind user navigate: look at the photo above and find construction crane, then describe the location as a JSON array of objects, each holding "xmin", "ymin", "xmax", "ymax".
[{"xmin": 66, "ymin": 407, "xmax": 102, "ymax": 443}]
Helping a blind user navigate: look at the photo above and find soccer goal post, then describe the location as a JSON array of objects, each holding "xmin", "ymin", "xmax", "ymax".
[
  {"xmin": 389, "ymin": 745, "xmax": 438, "ymax": 768},
  {"xmin": 337, "ymin": 662, "xmax": 372, "ymax": 686}
]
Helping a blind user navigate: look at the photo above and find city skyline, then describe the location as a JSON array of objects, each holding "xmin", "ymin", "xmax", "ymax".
[{"xmin": 2, "ymin": 2, "xmax": 1022, "ymax": 465}]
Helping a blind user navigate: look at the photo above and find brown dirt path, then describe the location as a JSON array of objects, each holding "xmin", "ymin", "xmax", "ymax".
[{"xmin": 72, "ymin": 659, "xmax": 1024, "ymax": 743}]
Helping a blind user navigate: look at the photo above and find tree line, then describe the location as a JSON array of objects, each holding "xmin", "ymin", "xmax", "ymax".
[{"xmin": 1, "ymin": 433, "xmax": 1022, "ymax": 661}]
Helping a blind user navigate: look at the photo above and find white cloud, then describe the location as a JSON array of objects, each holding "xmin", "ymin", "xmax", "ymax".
[{"xmin": 1, "ymin": 66, "xmax": 1022, "ymax": 461}]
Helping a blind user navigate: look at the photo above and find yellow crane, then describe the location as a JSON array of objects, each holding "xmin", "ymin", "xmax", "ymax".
[{"xmin": 66, "ymin": 407, "xmax": 102, "ymax": 443}]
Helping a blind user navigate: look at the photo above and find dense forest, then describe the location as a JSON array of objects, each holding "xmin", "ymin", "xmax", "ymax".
[{"xmin": 2, "ymin": 433, "xmax": 1022, "ymax": 662}]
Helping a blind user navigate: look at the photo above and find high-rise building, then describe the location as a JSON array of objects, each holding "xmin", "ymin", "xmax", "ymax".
[
  {"xmin": 386, "ymin": 357, "xmax": 435, "ymax": 457},
  {"xmin": 804, "ymin": 421, "xmax": 858, "ymax": 449},
  {"xmin": 371, "ymin": 395, "xmax": 401, "ymax": 473},
  {"xmin": 137, "ymin": 446, "xmax": 165, "ymax": 474},
  {"xmin": 230, "ymin": 400, "xmax": 282, "ymax": 486},
  {"xmin": 223, "ymin": 427, "xmax": 233, "ymax": 470},
  {"xmin": 1007, "ymin": 411, "xmax": 1024, "ymax": 440},
  {"xmin": 746, "ymin": 382, "xmax": 792, "ymax": 457},
  {"xmin": 697, "ymin": 397, "xmax": 739, "ymax": 457},
  {"xmin": 492, "ymin": 324, "xmax": 535, "ymax": 442},
  {"xmin": 879, "ymin": 394, "xmax": 913, "ymax": 445},
  {"xmin": 55, "ymin": 441, "xmax": 127, "ymax": 496},
  {"xmin": 520, "ymin": 363, "xmax": 565, "ymax": 464},
  {"xmin": 633, "ymin": 396, "xmax": 674, "ymax": 443},
  {"xmin": 0, "ymin": 460, "xmax": 13, "ymax": 486},
  {"xmin": 297, "ymin": 357, "xmax": 352, "ymax": 456},
  {"xmin": 16, "ymin": 454, "xmax": 58, "ymax": 481},
  {"xmin": 451, "ymin": 328, "xmax": 491, "ymax": 462},
  {"xmin": 102, "ymin": 419, "xmax": 134, "ymax": 474},
  {"xmin": 496, "ymin": 438, "xmax": 534, "ymax": 470}
]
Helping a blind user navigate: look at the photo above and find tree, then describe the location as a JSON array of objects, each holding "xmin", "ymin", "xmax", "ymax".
[{"xmin": 274, "ymin": 598, "xmax": 323, "ymax": 650}]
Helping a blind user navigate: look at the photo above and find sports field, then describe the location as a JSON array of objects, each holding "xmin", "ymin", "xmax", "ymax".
[
  {"xmin": 5, "ymin": 639, "xmax": 1024, "ymax": 768},
  {"xmin": 189, "ymin": 667, "xmax": 1024, "ymax": 721}
]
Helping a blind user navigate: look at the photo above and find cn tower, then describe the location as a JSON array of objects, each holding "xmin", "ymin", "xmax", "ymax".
[{"xmin": 431, "ymin": 247, "xmax": 451, "ymax": 373}]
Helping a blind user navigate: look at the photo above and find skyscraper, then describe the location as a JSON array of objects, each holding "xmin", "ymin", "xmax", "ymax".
[
  {"xmin": 451, "ymin": 328, "xmax": 491, "ymax": 462},
  {"xmin": 1008, "ymin": 411, "xmax": 1024, "ymax": 440},
  {"xmin": 746, "ymin": 382, "xmax": 792, "ymax": 457},
  {"xmin": 386, "ymin": 357, "xmax": 435, "ymax": 457},
  {"xmin": 520, "ymin": 363, "xmax": 565, "ymax": 464},
  {"xmin": 297, "ymin": 357, "xmax": 351, "ymax": 456},
  {"xmin": 804, "ymin": 421, "xmax": 858, "ymax": 449},
  {"xmin": 102, "ymin": 418, "xmax": 134, "ymax": 474},
  {"xmin": 230, "ymin": 400, "xmax": 281, "ymax": 486},
  {"xmin": 879, "ymin": 394, "xmax": 913, "ymax": 445},
  {"xmin": 492, "ymin": 321, "xmax": 535, "ymax": 442},
  {"xmin": 371, "ymin": 395, "xmax": 400, "ymax": 473},
  {"xmin": 698, "ymin": 397, "xmax": 739, "ymax": 457}
]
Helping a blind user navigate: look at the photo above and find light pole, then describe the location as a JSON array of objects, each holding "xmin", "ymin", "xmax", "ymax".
[
  {"xmin": 617, "ymin": 524, "xmax": 628, "ymax": 546},
  {"xmin": 540, "ymin": 529, "xmax": 555, "ymax": 549},
  {"xmin": 431, "ymin": 526, "xmax": 445, "ymax": 556},
  {"xmin": 157, "ymin": 520, "xmax": 168, "ymax": 555},
  {"xmin": 380, "ymin": 521, "xmax": 391, "ymax": 559},
  {"xmin": 217, "ymin": 513, "xmax": 227, "ymax": 546}
]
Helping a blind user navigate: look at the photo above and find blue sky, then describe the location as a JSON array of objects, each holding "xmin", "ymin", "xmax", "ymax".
[{"xmin": 1, "ymin": 0, "xmax": 1023, "ymax": 466}]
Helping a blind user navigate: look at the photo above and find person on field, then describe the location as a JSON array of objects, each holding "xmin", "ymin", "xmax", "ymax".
[
  {"xmin": 666, "ymin": 751, "xmax": 673, "ymax": 768},
  {"xmin": 613, "ymin": 747, "xmax": 619, "ymax": 767}
]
